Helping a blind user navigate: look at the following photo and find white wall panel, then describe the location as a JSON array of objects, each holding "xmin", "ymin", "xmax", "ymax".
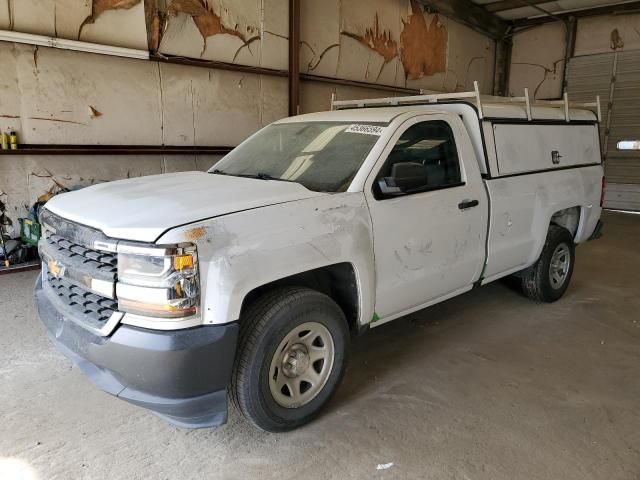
[
  {"xmin": 0, "ymin": 0, "xmax": 147, "ymax": 50},
  {"xmin": 509, "ymin": 22, "xmax": 566, "ymax": 100}
]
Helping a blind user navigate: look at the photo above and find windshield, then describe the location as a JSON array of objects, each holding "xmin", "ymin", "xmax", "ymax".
[{"xmin": 209, "ymin": 121, "xmax": 386, "ymax": 192}]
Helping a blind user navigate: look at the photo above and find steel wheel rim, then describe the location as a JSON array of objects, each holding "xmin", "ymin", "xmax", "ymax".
[
  {"xmin": 549, "ymin": 243, "xmax": 571, "ymax": 289},
  {"xmin": 268, "ymin": 322, "xmax": 335, "ymax": 409}
]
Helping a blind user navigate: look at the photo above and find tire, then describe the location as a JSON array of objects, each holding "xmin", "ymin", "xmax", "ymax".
[
  {"xmin": 521, "ymin": 224, "xmax": 575, "ymax": 303},
  {"xmin": 231, "ymin": 286, "xmax": 349, "ymax": 432}
]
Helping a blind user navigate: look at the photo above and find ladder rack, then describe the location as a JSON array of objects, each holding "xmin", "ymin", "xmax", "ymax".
[{"xmin": 330, "ymin": 81, "xmax": 602, "ymax": 123}]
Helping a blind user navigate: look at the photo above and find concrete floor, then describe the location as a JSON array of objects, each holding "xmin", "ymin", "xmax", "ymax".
[{"xmin": 1, "ymin": 210, "xmax": 639, "ymax": 480}]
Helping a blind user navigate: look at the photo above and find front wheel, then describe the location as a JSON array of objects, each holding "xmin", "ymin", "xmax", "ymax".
[
  {"xmin": 231, "ymin": 287, "xmax": 349, "ymax": 432},
  {"xmin": 521, "ymin": 224, "xmax": 575, "ymax": 302}
]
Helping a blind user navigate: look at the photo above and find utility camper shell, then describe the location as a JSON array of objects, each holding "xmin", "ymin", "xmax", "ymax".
[{"xmin": 331, "ymin": 81, "xmax": 602, "ymax": 179}]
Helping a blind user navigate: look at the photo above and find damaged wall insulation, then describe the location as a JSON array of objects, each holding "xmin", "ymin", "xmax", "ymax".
[
  {"xmin": 0, "ymin": 0, "xmax": 496, "ymax": 91},
  {"xmin": 0, "ymin": 0, "xmax": 148, "ymax": 49},
  {"xmin": 153, "ymin": 0, "xmax": 493, "ymax": 92},
  {"xmin": 400, "ymin": 2, "xmax": 447, "ymax": 81},
  {"xmin": 301, "ymin": 0, "xmax": 494, "ymax": 93},
  {"xmin": 508, "ymin": 22, "xmax": 567, "ymax": 100},
  {"xmin": 158, "ymin": 0, "xmax": 289, "ymax": 70}
]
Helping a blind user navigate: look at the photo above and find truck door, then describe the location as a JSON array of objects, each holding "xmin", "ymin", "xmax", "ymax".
[{"xmin": 365, "ymin": 114, "xmax": 488, "ymax": 320}]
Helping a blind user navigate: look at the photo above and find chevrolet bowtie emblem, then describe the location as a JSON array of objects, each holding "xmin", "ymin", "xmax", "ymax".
[{"xmin": 47, "ymin": 258, "xmax": 65, "ymax": 279}]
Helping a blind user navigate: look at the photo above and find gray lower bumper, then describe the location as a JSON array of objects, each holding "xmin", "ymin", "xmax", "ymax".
[{"xmin": 35, "ymin": 276, "xmax": 239, "ymax": 428}]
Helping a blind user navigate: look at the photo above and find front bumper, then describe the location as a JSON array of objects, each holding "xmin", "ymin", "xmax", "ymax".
[{"xmin": 35, "ymin": 276, "xmax": 239, "ymax": 428}]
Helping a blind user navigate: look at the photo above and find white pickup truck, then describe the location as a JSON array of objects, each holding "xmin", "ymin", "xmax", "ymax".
[{"xmin": 36, "ymin": 88, "xmax": 604, "ymax": 432}]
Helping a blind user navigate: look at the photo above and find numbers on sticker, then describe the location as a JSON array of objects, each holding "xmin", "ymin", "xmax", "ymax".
[{"xmin": 345, "ymin": 124, "xmax": 384, "ymax": 136}]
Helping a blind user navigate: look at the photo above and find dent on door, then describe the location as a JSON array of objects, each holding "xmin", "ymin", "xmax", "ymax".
[
  {"xmin": 372, "ymin": 189, "xmax": 486, "ymax": 318},
  {"xmin": 367, "ymin": 116, "xmax": 487, "ymax": 320}
]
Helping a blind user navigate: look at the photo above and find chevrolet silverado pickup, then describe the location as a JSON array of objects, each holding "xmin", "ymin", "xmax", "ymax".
[{"xmin": 35, "ymin": 89, "xmax": 604, "ymax": 432}]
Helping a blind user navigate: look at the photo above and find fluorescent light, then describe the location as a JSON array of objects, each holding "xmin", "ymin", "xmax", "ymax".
[
  {"xmin": 525, "ymin": 0, "xmax": 640, "ymax": 19},
  {"xmin": 0, "ymin": 30, "xmax": 149, "ymax": 60}
]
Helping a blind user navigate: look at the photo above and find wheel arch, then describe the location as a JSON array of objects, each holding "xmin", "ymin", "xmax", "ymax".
[
  {"xmin": 238, "ymin": 263, "xmax": 362, "ymax": 335},
  {"xmin": 550, "ymin": 206, "xmax": 582, "ymax": 240},
  {"xmin": 524, "ymin": 205, "xmax": 583, "ymax": 270}
]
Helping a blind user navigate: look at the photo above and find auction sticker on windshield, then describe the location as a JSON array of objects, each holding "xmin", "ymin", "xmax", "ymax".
[{"xmin": 345, "ymin": 124, "xmax": 385, "ymax": 136}]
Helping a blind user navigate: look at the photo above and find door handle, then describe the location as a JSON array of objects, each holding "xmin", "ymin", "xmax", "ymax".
[{"xmin": 458, "ymin": 199, "xmax": 479, "ymax": 210}]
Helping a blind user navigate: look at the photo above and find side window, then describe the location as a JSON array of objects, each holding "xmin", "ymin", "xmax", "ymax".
[{"xmin": 374, "ymin": 120, "xmax": 463, "ymax": 199}]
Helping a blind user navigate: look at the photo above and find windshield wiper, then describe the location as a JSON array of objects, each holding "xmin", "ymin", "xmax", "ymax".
[{"xmin": 210, "ymin": 169, "xmax": 294, "ymax": 183}]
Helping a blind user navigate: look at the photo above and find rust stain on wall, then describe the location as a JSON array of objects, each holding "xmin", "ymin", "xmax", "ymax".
[
  {"xmin": 79, "ymin": 0, "xmax": 142, "ymax": 39},
  {"xmin": 167, "ymin": 0, "xmax": 257, "ymax": 56},
  {"xmin": 7, "ymin": 0, "xmax": 14, "ymax": 30},
  {"xmin": 88, "ymin": 106, "xmax": 103, "ymax": 118},
  {"xmin": 149, "ymin": 11, "xmax": 164, "ymax": 51},
  {"xmin": 33, "ymin": 46, "xmax": 39, "ymax": 70},
  {"xmin": 610, "ymin": 29, "xmax": 624, "ymax": 50},
  {"xmin": 400, "ymin": 0, "xmax": 447, "ymax": 80},
  {"xmin": 144, "ymin": 0, "xmax": 166, "ymax": 53},
  {"xmin": 341, "ymin": 13, "xmax": 398, "ymax": 64}
]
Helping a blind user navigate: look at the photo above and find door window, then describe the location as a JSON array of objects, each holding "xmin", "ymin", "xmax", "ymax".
[{"xmin": 374, "ymin": 120, "xmax": 463, "ymax": 199}]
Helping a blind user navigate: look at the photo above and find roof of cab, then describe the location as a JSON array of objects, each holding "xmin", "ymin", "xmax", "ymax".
[
  {"xmin": 275, "ymin": 107, "xmax": 429, "ymax": 124},
  {"xmin": 276, "ymin": 101, "xmax": 598, "ymax": 124}
]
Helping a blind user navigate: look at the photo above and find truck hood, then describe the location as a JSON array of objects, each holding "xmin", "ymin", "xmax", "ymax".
[{"xmin": 44, "ymin": 171, "xmax": 324, "ymax": 242}]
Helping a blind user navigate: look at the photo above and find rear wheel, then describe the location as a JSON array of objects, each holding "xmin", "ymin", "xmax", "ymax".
[
  {"xmin": 521, "ymin": 225, "xmax": 575, "ymax": 302},
  {"xmin": 231, "ymin": 287, "xmax": 349, "ymax": 432}
]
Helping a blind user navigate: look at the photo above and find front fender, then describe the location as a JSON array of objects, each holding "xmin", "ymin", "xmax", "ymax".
[{"xmin": 157, "ymin": 192, "xmax": 375, "ymax": 327}]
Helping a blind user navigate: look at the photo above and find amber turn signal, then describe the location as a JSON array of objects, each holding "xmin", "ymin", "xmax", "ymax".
[{"xmin": 174, "ymin": 254, "xmax": 194, "ymax": 271}]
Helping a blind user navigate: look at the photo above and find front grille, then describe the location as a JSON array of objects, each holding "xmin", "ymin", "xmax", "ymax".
[
  {"xmin": 46, "ymin": 273, "xmax": 118, "ymax": 330},
  {"xmin": 40, "ymin": 209, "xmax": 122, "ymax": 335},
  {"xmin": 45, "ymin": 231, "xmax": 117, "ymax": 279}
]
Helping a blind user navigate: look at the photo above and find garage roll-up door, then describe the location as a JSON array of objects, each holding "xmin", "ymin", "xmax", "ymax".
[
  {"xmin": 565, "ymin": 53, "xmax": 613, "ymax": 148},
  {"xmin": 567, "ymin": 50, "xmax": 640, "ymax": 211}
]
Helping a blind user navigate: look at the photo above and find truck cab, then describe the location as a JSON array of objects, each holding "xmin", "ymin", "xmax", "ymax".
[{"xmin": 36, "ymin": 88, "xmax": 604, "ymax": 432}]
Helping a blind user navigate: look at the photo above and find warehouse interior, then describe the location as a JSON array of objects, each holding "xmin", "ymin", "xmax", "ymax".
[{"xmin": 0, "ymin": 0, "xmax": 639, "ymax": 478}]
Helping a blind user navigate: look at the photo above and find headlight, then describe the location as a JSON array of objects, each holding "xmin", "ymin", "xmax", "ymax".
[{"xmin": 116, "ymin": 243, "xmax": 199, "ymax": 318}]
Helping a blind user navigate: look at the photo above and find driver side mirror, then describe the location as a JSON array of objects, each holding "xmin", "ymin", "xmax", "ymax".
[{"xmin": 378, "ymin": 162, "xmax": 429, "ymax": 196}]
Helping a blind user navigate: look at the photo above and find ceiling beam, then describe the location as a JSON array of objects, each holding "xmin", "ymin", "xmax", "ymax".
[
  {"xmin": 484, "ymin": 0, "xmax": 552, "ymax": 13},
  {"xmin": 512, "ymin": 0, "xmax": 640, "ymax": 27},
  {"xmin": 417, "ymin": 0, "xmax": 508, "ymax": 40}
]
